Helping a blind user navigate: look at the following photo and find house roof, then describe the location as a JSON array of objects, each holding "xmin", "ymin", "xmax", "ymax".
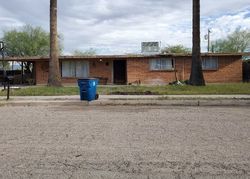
[{"xmin": 0, "ymin": 53, "xmax": 246, "ymax": 62}]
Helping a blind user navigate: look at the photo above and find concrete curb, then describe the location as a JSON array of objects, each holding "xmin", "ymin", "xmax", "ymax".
[
  {"xmin": 94, "ymin": 99, "xmax": 250, "ymax": 106},
  {"xmin": 1, "ymin": 95, "xmax": 250, "ymax": 107}
]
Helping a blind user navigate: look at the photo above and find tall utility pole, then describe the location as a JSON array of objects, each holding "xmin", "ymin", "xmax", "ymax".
[{"xmin": 205, "ymin": 29, "xmax": 212, "ymax": 52}]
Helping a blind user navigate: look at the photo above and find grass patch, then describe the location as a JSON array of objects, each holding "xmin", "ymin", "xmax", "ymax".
[
  {"xmin": 0, "ymin": 86, "xmax": 79, "ymax": 96},
  {"xmin": 0, "ymin": 83, "xmax": 250, "ymax": 96},
  {"xmin": 99, "ymin": 83, "xmax": 250, "ymax": 95}
]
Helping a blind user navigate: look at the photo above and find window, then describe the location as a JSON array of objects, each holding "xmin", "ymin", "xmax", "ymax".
[
  {"xmin": 150, "ymin": 58, "xmax": 174, "ymax": 71},
  {"xmin": 202, "ymin": 57, "xmax": 218, "ymax": 70},
  {"xmin": 62, "ymin": 61, "xmax": 89, "ymax": 78}
]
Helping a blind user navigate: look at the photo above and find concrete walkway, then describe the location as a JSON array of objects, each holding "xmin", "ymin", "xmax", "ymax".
[{"xmin": 1, "ymin": 95, "xmax": 250, "ymax": 106}]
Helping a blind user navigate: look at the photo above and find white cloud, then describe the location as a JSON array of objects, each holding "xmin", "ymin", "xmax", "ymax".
[
  {"xmin": 200, "ymin": 9, "xmax": 250, "ymax": 51},
  {"xmin": 0, "ymin": 0, "xmax": 249, "ymax": 54}
]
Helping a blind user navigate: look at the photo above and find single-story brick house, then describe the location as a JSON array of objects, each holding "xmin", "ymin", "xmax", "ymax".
[{"xmin": 2, "ymin": 53, "xmax": 243, "ymax": 85}]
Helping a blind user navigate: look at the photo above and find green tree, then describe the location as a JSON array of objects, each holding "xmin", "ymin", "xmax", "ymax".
[
  {"xmin": 2, "ymin": 25, "xmax": 52, "ymax": 73},
  {"xmin": 189, "ymin": 0, "xmax": 205, "ymax": 86},
  {"xmin": 2, "ymin": 25, "xmax": 50, "ymax": 56},
  {"xmin": 161, "ymin": 45, "xmax": 191, "ymax": 54},
  {"xmin": 211, "ymin": 28, "xmax": 250, "ymax": 53},
  {"xmin": 2, "ymin": 25, "xmax": 63, "ymax": 57},
  {"xmin": 73, "ymin": 48, "xmax": 97, "ymax": 56},
  {"xmin": 48, "ymin": 0, "xmax": 62, "ymax": 87}
]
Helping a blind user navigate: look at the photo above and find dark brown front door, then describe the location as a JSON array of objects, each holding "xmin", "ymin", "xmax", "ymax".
[{"xmin": 113, "ymin": 60, "xmax": 127, "ymax": 84}]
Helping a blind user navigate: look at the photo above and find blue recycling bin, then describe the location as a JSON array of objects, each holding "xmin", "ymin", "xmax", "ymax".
[{"xmin": 77, "ymin": 78, "xmax": 99, "ymax": 101}]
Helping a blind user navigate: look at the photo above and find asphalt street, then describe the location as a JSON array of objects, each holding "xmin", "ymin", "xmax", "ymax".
[{"xmin": 0, "ymin": 105, "xmax": 249, "ymax": 179}]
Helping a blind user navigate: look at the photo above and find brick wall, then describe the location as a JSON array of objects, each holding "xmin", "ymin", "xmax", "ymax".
[
  {"xmin": 35, "ymin": 55, "xmax": 242, "ymax": 85},
  {"xmin": 36, "ymin": 61, "xmax": 49, "ymax": 85},
  {"xmin": 127, "ymin": 56, "xmax": 242, "ymax": 85},
  {"xmin": 203, "ymin": 56, "xmax": 242, "ymax": 83},
  {"xmin": 89, "ymin": 59, "xmax": 113, "ymax": 84},
  {"xmin": 35, "ymin": 59, "xmax": 113, "ymax": 85},
  {"xmin": 127, "ymin": 58, "xmax": 176, "ymax": 85},
  {"xmin": 178, "ymin": 56, "xmax": 242, "ymax": 83},
  {"xmin": 59, "ymin": 59, "xmax": 113, "ymax": 85}
]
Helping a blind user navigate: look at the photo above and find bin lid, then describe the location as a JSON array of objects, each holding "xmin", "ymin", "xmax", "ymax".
[
  {"xmin": 78, "ymin": 78, "xmax": 99, "ymax": 81},
  {"xmin": 78, "ymin": 78, "xmax": 98, "ymax": 80}
]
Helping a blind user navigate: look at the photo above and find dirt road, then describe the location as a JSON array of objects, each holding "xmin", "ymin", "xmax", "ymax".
[{"xmin": 0, "ymin": 105, "xmax": 249, "ymax": 178}]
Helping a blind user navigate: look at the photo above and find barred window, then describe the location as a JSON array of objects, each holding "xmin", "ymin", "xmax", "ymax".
[
  {"xmin": 202, "ymin": 57, "xmax": 218, "ymax": 70},
  {"xmin": 150, "ymin": 58, "xmax": 174, "ymax": 71}
]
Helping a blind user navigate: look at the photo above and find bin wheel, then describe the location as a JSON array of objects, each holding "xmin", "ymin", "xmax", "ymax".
[{"xmin": 95, "ymin": 94, "xmax": 99, "ymax": 100}]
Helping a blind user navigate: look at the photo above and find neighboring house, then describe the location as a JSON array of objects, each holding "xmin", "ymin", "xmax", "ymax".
[{"xmin": 2, "ymin": 53, "xmax": 243, "ymax": 85}]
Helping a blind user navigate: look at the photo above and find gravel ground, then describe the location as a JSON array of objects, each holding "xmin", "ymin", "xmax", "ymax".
[{"xmin": 0, "ymin": 105, "xmax": 250, "ymax": 179}]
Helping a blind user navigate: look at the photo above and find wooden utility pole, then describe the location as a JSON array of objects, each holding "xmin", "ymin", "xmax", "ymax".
[{"xmin": 206, "ymin": 29, "xmax": 211, "ymax": 52}]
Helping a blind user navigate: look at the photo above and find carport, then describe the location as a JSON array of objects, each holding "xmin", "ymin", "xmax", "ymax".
[{"xmin": 0, "ymin": 56, "xmax": 38, "ymax": 85}]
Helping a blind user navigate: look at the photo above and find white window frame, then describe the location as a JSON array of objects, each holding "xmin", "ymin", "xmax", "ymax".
[
  {"xmin": 149, "ymin": 58, "xmax": 174, "ymax": 71},
  {"xmin": 202, "ymin": 57, "xmax": 218, "ymax": 70},
  {"xmin": 61, "ymin": 61, "xmax": 89, "ymax": 78}
]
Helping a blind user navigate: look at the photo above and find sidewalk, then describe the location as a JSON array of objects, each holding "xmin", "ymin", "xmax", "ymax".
[{"xmin": 1, "ymin": 95, "xmax": 250, "ymax": 106}]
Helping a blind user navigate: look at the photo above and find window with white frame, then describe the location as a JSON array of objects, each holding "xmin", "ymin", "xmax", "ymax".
[
  {"xmin": 202, "ymin": 57, "xmax": 218, "ymax": 70},
  {"xmin": 150, "ymin": 58, "xmax": 174, "ymax": 71},
  {"xmin": 62, "ymin": 61, "xmax": 89, "ymax": 78}
]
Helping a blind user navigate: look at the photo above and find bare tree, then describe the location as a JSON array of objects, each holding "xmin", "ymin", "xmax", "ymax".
[
  {"xmin": 189, "ymin": 0, "xmax": 205, "ymax": 86},
  {"xmin": 48, "ymin": 0, "xmax": 62, "ymax": 86}
]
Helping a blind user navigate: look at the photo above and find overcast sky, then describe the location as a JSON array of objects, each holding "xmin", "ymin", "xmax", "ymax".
[{"xmin": 0, "ymin": 0, "xmax": 250, "ymax": 55}]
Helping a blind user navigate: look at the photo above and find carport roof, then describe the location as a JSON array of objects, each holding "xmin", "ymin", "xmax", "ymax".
[{"xmin": 0, "ymin": 53, "xmax": 246, "ymax": 62}]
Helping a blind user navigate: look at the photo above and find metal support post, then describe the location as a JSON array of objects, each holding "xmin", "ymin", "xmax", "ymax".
[{"xmin": 7, "ymin": 79, "xmax": 10, "ymax": 100}]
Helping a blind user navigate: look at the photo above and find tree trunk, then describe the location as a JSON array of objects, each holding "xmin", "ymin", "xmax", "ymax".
[
  {"xmin": 48, "ymin": 0, "xmax": 62, "ymax": 86},
  {"xmin": 189, "ymin": 0, "xmax": 205, "ymax": 86}
]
